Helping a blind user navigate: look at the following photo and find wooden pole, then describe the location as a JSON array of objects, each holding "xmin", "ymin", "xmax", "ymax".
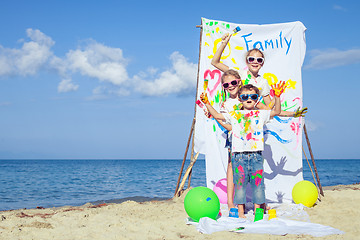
[
  {"xmin": 174, "ymin": 22, "xmax": 204, "ymax": 197},
  {"xmin": 303, "ymin": 123, "xmax": 324, "ymax": 196},
  {"xmin": 188, "ymin": 126, "xmax": 196, "ymax": 186},
  {"xmin": 302, "ymin": 146, "xmax": 322, "ymax": 201},
  {"xmin": 174, "ymin": 118, "xmax": 195, "ymax": 196},
  {"xmin": 187, "ymin": 23, "xmax": 204, "ymax": 188},
  {"xmin": 187, "ymin": 168, "xmax": 193, "ymax": 189},
  {"xmin": 175, "ymin": 152, "xmax": 200, "ymax": 197}
]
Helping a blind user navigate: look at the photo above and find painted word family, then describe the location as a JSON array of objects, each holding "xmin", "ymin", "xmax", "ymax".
[{"xmin": 241, "ymin": 31, "xmax": 292, "ymax": 55}]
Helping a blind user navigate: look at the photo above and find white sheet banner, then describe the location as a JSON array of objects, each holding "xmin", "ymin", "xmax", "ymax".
[{"xmin": 194, "ymin": 18, "xmax": 306, "ymax": 203}]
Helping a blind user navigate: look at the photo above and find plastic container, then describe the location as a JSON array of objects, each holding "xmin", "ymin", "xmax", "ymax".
[
  {"xmin": 254, "ymin": 208, "xmax": 264, "ymax": 222},
  {"xmin": 268, "ymin": 209, "xmax": 277, "ymax": 220}
]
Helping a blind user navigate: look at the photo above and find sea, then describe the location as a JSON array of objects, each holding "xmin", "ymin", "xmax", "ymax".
[{"xmin": 0, "ymin": 159, "xmax": 359, "ymax": 211}]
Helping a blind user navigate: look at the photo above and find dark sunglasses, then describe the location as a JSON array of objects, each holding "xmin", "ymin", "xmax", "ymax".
[
  {"xmin": 247, "ymin": 56, "xmax": 264, "ymax": 64},
  {"xmin": 222, "ymin": 79, "xmax": 240, "ymax": 89},
  {"xmin": 240, "ymin": 94, "xmax": 259, "ymax": 101}
]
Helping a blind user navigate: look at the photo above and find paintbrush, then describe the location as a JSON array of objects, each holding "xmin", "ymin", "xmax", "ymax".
[
  {"xmin": 203, "ymin": 79, "xmax": 208, "ymax": 92},
  {"xmin": 233, "ymin": 26, "xmax": 241, "ymax": 34}
]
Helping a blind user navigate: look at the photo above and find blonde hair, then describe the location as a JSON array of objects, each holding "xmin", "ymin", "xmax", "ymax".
[
  {"xmin": 221, "ymin": 69, "xmax": 242, "ymax": 85},
  {"xmin": 246, "ymin": 48, "xmax": 265, "ymax": 61}
]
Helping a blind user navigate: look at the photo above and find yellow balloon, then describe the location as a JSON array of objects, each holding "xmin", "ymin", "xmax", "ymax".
[{"xmin": 292, "ymin": 180, "xmax": 318, "ymax": 207}]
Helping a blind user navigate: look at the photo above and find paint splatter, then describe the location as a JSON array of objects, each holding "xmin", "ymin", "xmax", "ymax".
[
  {"xmin": 264, "ymin": 130, "xmax": 292, "ymax": 144},
  {"xmin": 291, "ymin": 122, "xmax": 301, "ymax": 135},
  {"xmin": 252, "ymin": 169, "xmax": 263, "ymax": 186},
  {"xmin": 274, "ymin": 116, "xmax": 292, "ymax": 124},
  {"xmin": 235, "ymin": 165, "xmax": 245, "ymax": 186},
  {"xmin": 213, "ymin": 119, "xmax": 228, "ymax": 133}
]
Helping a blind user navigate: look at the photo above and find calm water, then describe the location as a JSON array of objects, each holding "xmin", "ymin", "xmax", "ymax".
[{"xmin": 0, "ymin": 159, "xmax": 359, "ymax": 211}]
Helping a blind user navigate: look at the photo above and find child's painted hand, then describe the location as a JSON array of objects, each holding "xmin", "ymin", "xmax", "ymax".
[
  {"xmin": 294, "ymin": 107, "xmax": 308, "ymax": 117},
  {"xmin": 271, "ymin": 81, "xmax": 286, "ymax": 97},
  {"xmin": 221, "ymin": 33, "xmax": 231, "ymax": 44},
  {"xmin": 200, "ymin": 92, "xmax": 209, "ymax": 104}
]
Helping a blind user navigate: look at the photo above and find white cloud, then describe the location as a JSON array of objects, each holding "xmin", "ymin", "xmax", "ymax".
[
  {"xmin": 304, "ymin": 48, "xmax": 360, "ymax": 69},
  {"xmin": 84, "ymin": 86, "xmax": 110, "ymax": 101},
  {"xmin": 305, "ymin": 120, "xmax": 320, "ymax": 132},
  {"xmin": 0, "ymin": 28, "xmax": 54, "ymax": 76},
  {"xmin": 0, "ymin": 30, "xmax": 130, "ymax": 93},
  {"xmin": 133, "ymin": 52, "xmax": 197, "ymax": 96},
  {"xmin": 85, "ymin": 85, "xmax": 130, "ymax": 100},
  {"xmin": 0, "ymin": 29, "xmax": 198, "ymax": 98},
  {"xmin": 0, "ymin": 101, "xmax": 11, "ymax": 106},
  {"xmin": 333, "ymin": 4, "xmax": 347, "ymax": 11},
  {"xmin": 0, "ymin": 52, "xmax": 12, "ymax": 75},
  {"xmin": 65, "ymin": 42, "xmax": 129, "ymax": 85},
  {"xmin": 58, "ymin": 78, "xmax": 79, "ymax": 93},
  {"xmin": 110, "ymin": 88, "xmax": 130, "ymax": 97}
]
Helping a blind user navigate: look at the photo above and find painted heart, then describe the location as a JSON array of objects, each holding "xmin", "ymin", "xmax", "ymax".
[{"xmin": 203, "ymin": 69, "xmax": 222, "ymax": 98}]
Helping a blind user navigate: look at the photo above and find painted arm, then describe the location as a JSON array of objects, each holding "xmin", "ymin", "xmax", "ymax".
[
  {"xmin": 263, "ymin": 95, "xmax": 272, "ymax": 107},
  {"xmin": 200, "ymin": 93, "xmax": 232, "ymax": 130},
  {"xmin": 270, "ymin": 81, "xmax": 286, "ymax": 118},
  {"xmin": 258, "ymin": 99, "xmax": 308, "ymax": 118},
  {"xmin": 211, "ymin": 33, "xmax": 231, "ymax": 72},
  {"xmin": 278, "ymin": 107, "xmax": 308, "ymax": 117},
  {"xmin": 200, "ymin": 93, "xmax": 226, "ymax": 121},
  {"xmin": 256, "ymin": 101, "xmax": 268, "ymax": 110},
  {"xmin": 255, "ymin": 95, "xmax": 273, "ymax": 109},
  {"xmin": 217, "ymin": 120, "xmax": 232, "ymax": 131}
]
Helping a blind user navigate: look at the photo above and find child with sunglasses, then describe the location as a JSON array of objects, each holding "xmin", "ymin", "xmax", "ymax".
[
  {"xmin": 211, "ymin": 33, "xmax": 272, "ymax": 107},
  {"xmin": 200, "ymin": 69, "xmax": 242, "ymax": 212},
  {"xmin": 202, "ymin": 82, "xmax": 286, "ymax": 218},
  {"xmin": 201, "ymin": 70, "xmax": 306, "ymax": 216},
  {"xmin": 211, "ymin": 33, "xmax": 307, "ymax": 116},
  {"xmin": 202, "ymin": 69, "xmax": 270, "ymax": 214}
]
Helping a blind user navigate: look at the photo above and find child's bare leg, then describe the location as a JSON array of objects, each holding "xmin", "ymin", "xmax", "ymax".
[
  {"xmin": 227, "ymin": 162, "xmax": 235, "ymax": 209},
  {"xmin": 238, "ymin": 204, "xmax": 246, "ymax": 218},
  {"xmin": 260, "ymin": 203, "xmax": 270, "ymax": 213},
  {"xmin": 254, "ymin": 203, "xmax": 261, "ymax": 213},
  {"xmin": 254, "ymin": 203, "xmax": 268, "ymax": 214}
]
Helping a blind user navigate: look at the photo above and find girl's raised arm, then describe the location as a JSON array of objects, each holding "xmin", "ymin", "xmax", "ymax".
[{"xmin": 211, "ymin": 33, "xmax": 231, "ymax": 73}]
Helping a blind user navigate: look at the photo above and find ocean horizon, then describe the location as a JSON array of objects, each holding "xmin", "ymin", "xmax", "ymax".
[{"xmin": 1, "ymin": 159, "xmax": 359, "ymax": 211}]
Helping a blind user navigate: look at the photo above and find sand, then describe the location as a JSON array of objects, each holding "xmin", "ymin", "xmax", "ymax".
[{"xmin": 0, "ymin": 184, "xmax": 359, "ymax": 240}]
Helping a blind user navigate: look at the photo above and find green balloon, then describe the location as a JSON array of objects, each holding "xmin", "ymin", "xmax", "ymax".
[{"xmin": 184, "ymin": 186, "xmax": 220, "ymax": 222}]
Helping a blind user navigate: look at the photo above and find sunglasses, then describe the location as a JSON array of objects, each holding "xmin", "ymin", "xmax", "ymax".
[
  {"xmin": 222, "ymin": 79, "xmax": 240, "ymax": 89},
  {"xmin": 239, "ymin": 94, "xmax": 259, "ymax": 101},
  {"xmin": 247, "ymin": 56, "xmax": 264, "ymax": 64}
]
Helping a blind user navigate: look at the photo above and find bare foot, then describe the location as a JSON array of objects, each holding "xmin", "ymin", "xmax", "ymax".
[
  {"xmin": 228, "ymin": 203, "xmax": 236, "ymax": 210},
  {"xmin": 238, "ymin": 204, "xmax": 245, "ymax": 218},
  {"xmin": 259, "ymin": 203, "xmax": 270, "ymax": 213},
  {"xmin": 239, "ymin": 213, "xmax": 246, "ymax": 218}
]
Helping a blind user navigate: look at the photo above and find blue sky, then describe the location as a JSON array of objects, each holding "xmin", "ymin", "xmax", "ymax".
[{"xmin": 0, "ymin": 0, "xmax": 359, "ymax": 159}]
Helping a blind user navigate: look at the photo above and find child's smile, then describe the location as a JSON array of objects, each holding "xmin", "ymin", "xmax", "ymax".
[
  {"xmin": 222, "ymin": 75, "xmax": 241, "ymax": 97},
  {"xmin": 246, "ymin": 52, "xmax": 264, "ymax": 75}
]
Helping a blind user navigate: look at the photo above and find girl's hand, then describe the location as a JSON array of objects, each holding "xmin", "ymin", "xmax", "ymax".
[
  {"xmin": 221, "ymin": 33, "xmax": 231, "ymax": 44},
  {"xmin": 200, "ymin": 92, "xmax": 209, "ymax": 104},
  {"xmin": 294, "ymin": 107, "xmax": 308, "ymax": 117},
  {"xmin": 271, "ymin": 81, "xmax": 286, "ymax": 97}
]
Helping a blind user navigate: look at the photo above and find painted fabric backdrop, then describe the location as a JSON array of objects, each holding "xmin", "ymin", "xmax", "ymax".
[{"xmin": 194, "ymin": 18, "xmax": 307, "ymax": 203}]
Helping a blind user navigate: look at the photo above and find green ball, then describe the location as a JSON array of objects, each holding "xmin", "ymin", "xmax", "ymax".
[
  {"xmin": 184, "ymin": 186, "xmax": 220, "ymax": 222},
  {"xmin": 292, "ymin": 180, "xmax": 318, "ymax": 207}
]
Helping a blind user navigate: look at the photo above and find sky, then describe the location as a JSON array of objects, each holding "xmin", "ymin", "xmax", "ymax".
[{"xmin": 0, "ymin": 0, "xmax": 359, "ymax": 159}]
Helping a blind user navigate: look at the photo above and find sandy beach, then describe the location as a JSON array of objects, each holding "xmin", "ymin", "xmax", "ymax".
[{"xmin": 0, "ymin": 184, "xmax": 359, "ymax": 240}]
